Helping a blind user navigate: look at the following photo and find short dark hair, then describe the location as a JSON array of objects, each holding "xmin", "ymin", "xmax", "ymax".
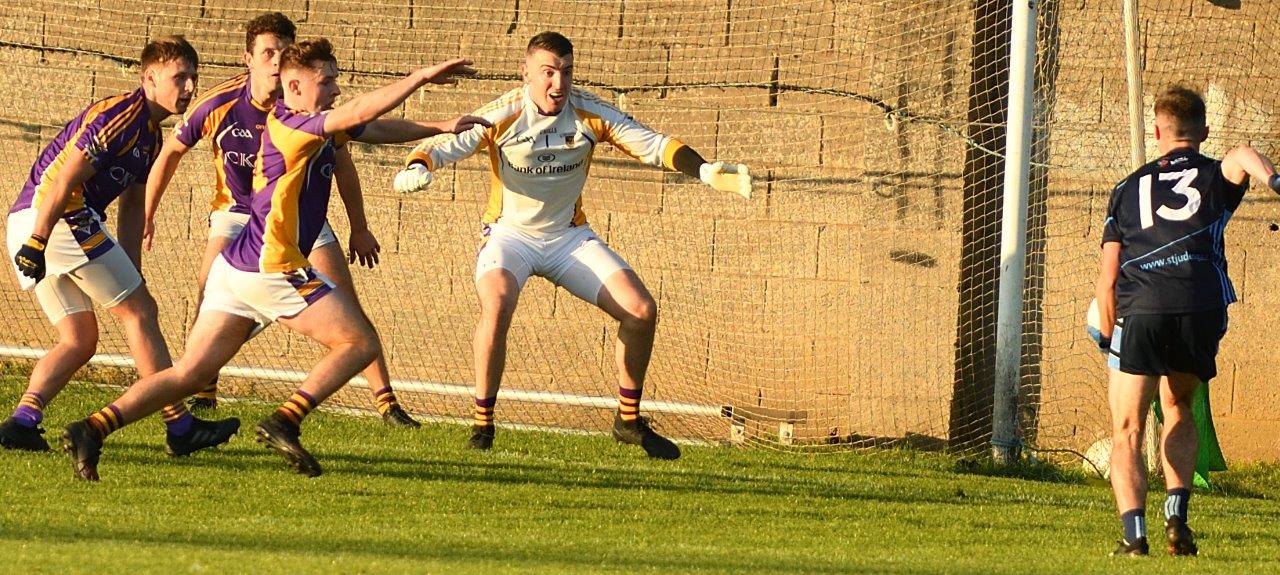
[
  {"xmin": 280, "ymin": 38, "xmax": 337, "ymax": 74},
  {"xmin": 140, "ymin": 35, "xmax": 198, "ymax": 71},
  {"xmin": 1154, "ymin": 85, "xmax": 1207, "ymax": 138},
  {"xmin": 245, "ymin": 12, "xmax": 296, "ymax": 54},
  {"xmin": 527, "ymin": 31, "xmax": 573, "ymax": 57}
]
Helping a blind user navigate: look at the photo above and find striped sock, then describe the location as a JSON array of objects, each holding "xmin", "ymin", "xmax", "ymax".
[
  {"xmin": 275, "ymin": 390, "xmax": 317, "ymax": 426},
  {"xmin": 86, "ymin": 404, "xmax": 124, "ymax": 440},
  {"xmin": 618, "ymin": 387, "xmax": 642, "ymax": 422},
  {"xmin": 1120, "ymin": 508, "xmax": 1146, "ymax": 543},
  {"xmin": 11, "ymin": 391, "xmax": 46, "ymax": 427},
  {"xmin": 373, "ymin": 387, "xmax": 399, "ymax": 415},
  {"xmin": 1164, "ymin": 488, "xmax": 1191, "ymax": 522},
  {"xmin": 473, "ymin": 396, "xmax": 496, "ymax": 428},
  {"xmin": 161, "ymin": 403, "xmax": 194, "ymax": 436},
  {"xmin": 194, "ymin": 378, "xmax": 218, "ymax": 401}
]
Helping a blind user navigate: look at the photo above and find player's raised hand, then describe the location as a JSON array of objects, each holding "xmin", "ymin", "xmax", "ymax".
[
  {"xmin": 700, "ymin": 161, "xmax": 752, "ymax": 199},
  {"xmin": 446, "ymin": 115, "xmax": 492, "ymax": 135},
  {"xmin": 348, "ymin": 228, "xmax": 381, "ymax": 269},
  {"xmin": 394, "ymin": 164, "xmax": 434, "ymax": 194},
  {"xmin": 417, "ymin": 58, "xmax": 477, "ymax": 86}
]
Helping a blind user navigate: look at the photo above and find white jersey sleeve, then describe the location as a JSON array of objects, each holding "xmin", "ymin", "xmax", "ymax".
[
  {"xmin": 404, "ymin": 88, "xmax": 524, "ymax": 172},
  {"xmin": 573, "ymin": 89, "xmax": 684, "ymax": 171}
]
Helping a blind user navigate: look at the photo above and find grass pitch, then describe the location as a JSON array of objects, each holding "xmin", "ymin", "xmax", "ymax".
[{"xmin": 3, "ymin": 377, "xmax": 1280, "ymax": 574}]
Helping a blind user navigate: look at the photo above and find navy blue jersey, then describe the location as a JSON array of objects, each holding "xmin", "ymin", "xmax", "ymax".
[{"xmin": 1102, "ymin": 148, "xmax": 1246, "ymax": 316}]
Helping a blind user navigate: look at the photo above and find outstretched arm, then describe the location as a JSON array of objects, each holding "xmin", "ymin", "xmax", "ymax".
[
  {"xmin": 586, "ymin": 99, "xmax": 753, "ymax": 199},
  {"xmin": 355, "ymin": 115, "xmax": 491, "ymax": 145},
  {"xmin": 323, "ymin": 58, "xmax": 477, "ymax": 136},
  {"xmin": 1221, "ymin": 145, "xmax": 1280, "ymax": 191},
  {"xmin": 394, "ymin": 92, "xmax": 515, "ymax": 193},
  {"xmin": 669, "ymin": 145, "xmax": 752, "ymax": 199},
  {"xmin": 143, "ymin": 134, "xmax": 193, "ymax": 250}
]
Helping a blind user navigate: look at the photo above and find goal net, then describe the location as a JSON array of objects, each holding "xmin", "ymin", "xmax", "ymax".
[{"xmin": 0, "ymin": 1, "xmax": 1275, "ymax": 457}]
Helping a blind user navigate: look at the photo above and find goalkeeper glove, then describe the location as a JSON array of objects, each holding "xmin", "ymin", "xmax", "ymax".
[
  {"xmin": 15, "ymin": 234, "xmax": 48, "ymax": 281},
  {"xmin": 700, "ymin": 161, "xmax": 752, "ymax": 199},
  {"xmin": 1269, "ymin": 173, "xmax": 1280, "ymax": 193},
  {"xmin": 393, "ymin": 164, "xmax": 434, "ymax": 194}
]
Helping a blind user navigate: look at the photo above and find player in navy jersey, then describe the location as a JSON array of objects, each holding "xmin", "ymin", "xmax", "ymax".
[
  {"xmin": 1097, "ymin": 85, "xmax": 1280, "ymax": 557},
  {"xmin": 61, "ymin": 39, "xmax": 489, "ymax": 480},
  {"xmin": 2, "ymin": 36, "xmax": 239, "ymax": 458},
  {"xmin": 142, "ymin": 13, "xmax": 420, "ymax": 426}
]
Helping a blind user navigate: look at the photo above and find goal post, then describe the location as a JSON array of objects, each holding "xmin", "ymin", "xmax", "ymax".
[{"xmin": 991, "ymin": 0, "xmax": 1039, "ymax": 464}]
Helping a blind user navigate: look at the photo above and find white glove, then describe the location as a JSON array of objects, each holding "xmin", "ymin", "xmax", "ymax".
[
  {"xmin": 700, "ymin": 161, "xmax": 752, "ymax": 199},
  {"xmin": 393, "ymin": 164, "xmax": 433, "ymax": 194}
]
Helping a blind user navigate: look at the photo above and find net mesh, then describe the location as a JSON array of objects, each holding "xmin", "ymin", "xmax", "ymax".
[{"xmin": 0, "ymin": 1, "xmax": 1276, "ymax": 456}]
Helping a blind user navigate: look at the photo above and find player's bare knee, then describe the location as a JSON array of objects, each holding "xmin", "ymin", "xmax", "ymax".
[
  {"xmin": 174, "ymin": 363, "xmax": 214, "ymax": 394},
  {"xmin": 636, "ymin": 297, "xmax": 658, "ymax": 325},
  {"xmin": 1111, "ymin": 418, "xmax": 1145, "ymax": 446},
  {"xmin": 480, "ymin": 292, "xmax": 519, "ymax": 324},
  {"xmin": 621, "ymin": 297, "xmax": 658, "ymax": 330},
  {"xmin": 116, "ymin": 288, "xmax": 159, "ymax": 322},
  {"xmin": 61, "ymin": 334, "xmax": 99, "ymax": 365}
]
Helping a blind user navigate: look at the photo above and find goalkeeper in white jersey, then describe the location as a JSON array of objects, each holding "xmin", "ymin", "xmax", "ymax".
[{"xmin": 395, "ymin": 31, "xmax": 751, "ymax": 459}]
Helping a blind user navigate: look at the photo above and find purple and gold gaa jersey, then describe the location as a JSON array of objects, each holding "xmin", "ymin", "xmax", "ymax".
[
  {"xmin": 222, "ymin": 100, "xmax": 364, "ymax": 273},
  {"xmin": 1102, "ymin": 148, "xmax": 1247, "ymax": 316},
  {"xmin": 173, "ymin": 74, "xmax": 271, "ymax": 215},
  {"xmin": 10, "ymin": 88, "xmax": 158, "ymax": 219}
]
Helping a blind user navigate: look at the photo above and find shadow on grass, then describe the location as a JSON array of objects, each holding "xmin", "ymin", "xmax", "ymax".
[
  {"xmin": 0, "ymin": 522, "xmax": 939, "ymax": 575},
  {"xmin": 68, "ymin": 435, "xmax": 1103, "ymax": 519},
  {"xmin": 953, "ymin": 454, "xmax": 1088, "ymax": 485}
]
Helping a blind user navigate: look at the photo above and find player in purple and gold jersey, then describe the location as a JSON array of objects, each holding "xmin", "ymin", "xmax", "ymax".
[
  {"xmin": 394, "ymin": 32, "xmax": 751, "ymax": 459},
  {"xmin": 62, "ymin": 39, "xmax": 490, "ymax": 480},
  {"xmin": 142, "ymin": 13, "xmax": 420, "ymax": 426},
  {"xmin": 1, "ymin": 36, "xmax": 239, "ymax": 457}
]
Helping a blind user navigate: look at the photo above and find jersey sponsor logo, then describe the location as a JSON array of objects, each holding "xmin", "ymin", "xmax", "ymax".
[
  {"xmin": 223, "ymin": 151, "xmax": 255, "ymax": 168},
  {"xmin": 506, "ymin": 157, "xmax": 584, "ymax": 175},
  {"xmin": 1137, "ymin": 251, "xmax": 1211, "ymax": 271},
  {"xmin": 107, "ymin": 166, "xmax": 135, "ymax": 187}
]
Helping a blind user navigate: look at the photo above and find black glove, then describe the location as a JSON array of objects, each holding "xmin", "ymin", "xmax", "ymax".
[
  {"xmin": 14, "ymin": 234, "xmax": 47, "ymax": 281},
  {"xmin": 1098, "ymin": 336, "xmax": 1112, "ymax": 354}
]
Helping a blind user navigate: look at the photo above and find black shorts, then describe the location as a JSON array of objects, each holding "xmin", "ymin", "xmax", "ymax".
[{"xmin": 1107, "ymin": 309, "xmax": 1228, "ymax": 382}]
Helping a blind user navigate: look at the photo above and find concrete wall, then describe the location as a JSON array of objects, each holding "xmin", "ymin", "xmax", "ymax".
[{"xmin": 0, "ymin": 1, "xmax": 1277, "ymax": 458}]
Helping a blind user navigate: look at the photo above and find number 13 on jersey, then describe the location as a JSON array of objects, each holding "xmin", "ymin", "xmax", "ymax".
[{"xmin": 1138, "ymin": 168, "xmax": 1200, "ymax": 229}]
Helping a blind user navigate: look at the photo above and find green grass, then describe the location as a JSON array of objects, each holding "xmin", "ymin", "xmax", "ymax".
[{"xmin": 3, "ymin": 377, "xmax": 1280, "ymax": 574}]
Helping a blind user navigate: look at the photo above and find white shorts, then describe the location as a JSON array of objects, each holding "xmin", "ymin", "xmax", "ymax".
[
  {"xmin": 201, "ymin": 254, "xmax": 335, "ymax": 327},
  {"xmin": 209, "ymin": 210, "xmax": 337, "ymax": 249},
  {"xmin": 475, "ymin": 223, "xmax": 630, "ymax": 304},
  {"xmin": 7, "ymin": 207, "xmax": 141, "ymax": 324}
]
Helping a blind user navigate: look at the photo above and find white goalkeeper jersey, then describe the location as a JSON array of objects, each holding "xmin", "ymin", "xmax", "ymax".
[{"xmin": 405, "ymin": 86, "xmax": 684, "ymax": 236}]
